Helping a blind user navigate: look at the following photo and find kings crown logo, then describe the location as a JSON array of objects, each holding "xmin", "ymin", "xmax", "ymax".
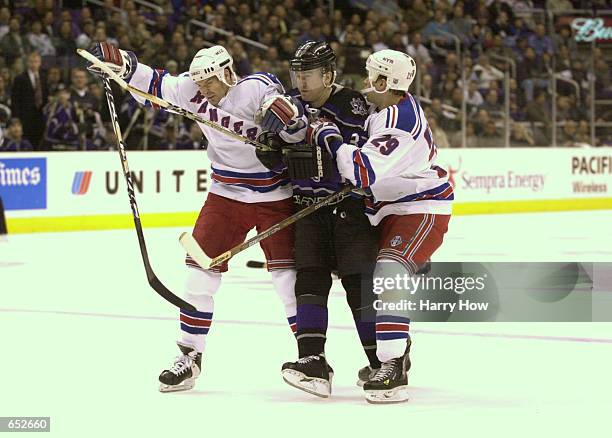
[{"xmin": 350, "ymin": 98, "xmax": 368, "ymax": 116}]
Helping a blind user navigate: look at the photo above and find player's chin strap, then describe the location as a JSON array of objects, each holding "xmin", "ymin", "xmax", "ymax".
[{"xmin": 77, "ymin": 49, "xmax": 273, "ymax": 152}]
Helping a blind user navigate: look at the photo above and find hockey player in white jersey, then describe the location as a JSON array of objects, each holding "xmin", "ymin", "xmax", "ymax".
[
  {"xmin": 306, "ymin": 49, "xmax": 453, "ymax": 403},
  {"xmin": 88, "ymin": 42, "xmax": 306, "ymax": 392}
]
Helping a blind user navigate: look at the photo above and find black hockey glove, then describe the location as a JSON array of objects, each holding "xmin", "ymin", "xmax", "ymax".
[
  {"xmin": 256, "ymin": 131, "xmax": 286, "ymax": 171},
  {"xmin": 285, "ymin": 142, "xmax": 337, "ymax": 180}
]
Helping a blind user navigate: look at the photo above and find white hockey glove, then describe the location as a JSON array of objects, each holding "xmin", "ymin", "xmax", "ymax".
[
  {"xmin": 306, "ymin": 119, "xmax": 343, "ymax": 158},
  {"xmin": 258, "ymin": 95, "xmax": 305, "ymax": 134},
  {"xmin": 87, "ymin": 42, "xmax": 138, "ymax": 81}
]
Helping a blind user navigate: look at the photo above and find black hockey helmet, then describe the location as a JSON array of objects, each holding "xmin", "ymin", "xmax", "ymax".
[{"xmin": 290, "ymin": 41, "xmax": 336, "ymax": 73}]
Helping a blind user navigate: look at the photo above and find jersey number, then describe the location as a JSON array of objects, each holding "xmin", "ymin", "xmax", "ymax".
[{"xmin": 371, "ymin": 135, "xmax": 399, "ymax": 155}]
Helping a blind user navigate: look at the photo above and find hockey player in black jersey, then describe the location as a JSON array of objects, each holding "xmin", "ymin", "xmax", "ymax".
[{"xmin": 257, "ymin": 41, "xmax": 381, "ymax": 397}]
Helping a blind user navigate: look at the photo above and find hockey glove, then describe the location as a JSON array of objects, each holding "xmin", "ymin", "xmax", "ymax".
[
  {"xmin": 87, "ymin": 42, "xmax": 138, "ymax": 81},
  {"xmin": 255, "ymin": 131, "xmax": 286, "ymax": 172},
  {"xmin": 258, "ymin": 95, "xmax": 305, "ymax": 134},
  {"xmin": 306, "ymin": 120, "xmax": 343, "ymax": 158},
  {"xmin": 285, "ymin": 142, "xmax": 337, "ymax": 180}
]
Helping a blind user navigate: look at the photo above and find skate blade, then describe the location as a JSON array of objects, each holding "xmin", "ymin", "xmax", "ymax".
[
  {"xmin": 364, "ymin": 386, "xmax": 409, "ymax": 404},
  {"xmin": 159, "ymin": 377, "xmax": 196, "ymax": 393},
  {"xmin": 281, "ymin": 369, "xmax": 331, "ymax": 398}
]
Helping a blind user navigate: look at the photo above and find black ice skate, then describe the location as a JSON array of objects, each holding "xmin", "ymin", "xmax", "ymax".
[
  {"xmin": 363, "ymin": 342, "xmax": 411, "ymax": 404},
  {"xmin": 158, "ymin": 343, "xmax": 202, "ymax": 393},
  {"xmin": 281, "ymin": 355, "xmax": 333, "ymax": 398},
  {"xmin": 356, "ymin": 365, "xmax": 380, "ymax": 387}
]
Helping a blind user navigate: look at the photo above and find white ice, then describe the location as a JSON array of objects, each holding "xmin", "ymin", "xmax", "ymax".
[{"xmin": 1, "ymin": 210, "xmax": 611, "ymax": 437}]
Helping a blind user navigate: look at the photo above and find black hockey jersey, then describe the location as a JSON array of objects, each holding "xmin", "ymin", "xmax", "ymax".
[{"xmin": 288, "ymin": 85, "xmax": 369, "ymax": 198}]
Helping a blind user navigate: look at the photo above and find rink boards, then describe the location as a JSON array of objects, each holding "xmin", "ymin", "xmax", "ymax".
[{"xmin": 1, "ymin": 148, "xmax": 611, "ymax": 233}]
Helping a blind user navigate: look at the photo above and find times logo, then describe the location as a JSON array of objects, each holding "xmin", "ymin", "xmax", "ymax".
[{"xmin": 0, "ymin": 158, "xmax": 47, "ymax": 210}]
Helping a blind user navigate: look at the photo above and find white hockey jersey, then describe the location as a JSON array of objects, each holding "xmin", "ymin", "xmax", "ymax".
[
  {"xmin": 128, "ymin": 64, "xmax": 293, "ymax": 203},
  {"xmin": 335, "ymin": 94, "xmax": 453, "ymax": 225}
]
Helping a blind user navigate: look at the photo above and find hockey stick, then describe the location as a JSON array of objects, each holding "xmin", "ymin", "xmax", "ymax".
[
  {"xmin": 101, "ymin": 76, "xmax": 196, "ymax": 311},
  {"xmin": 77, "ymin": 49, "xmax": 273, "ymax": 151},
  {"xmin": 179, "ymin": 185, "xmax": 353, "ymax": 270}
]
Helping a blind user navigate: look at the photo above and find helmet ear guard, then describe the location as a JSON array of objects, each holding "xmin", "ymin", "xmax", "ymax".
[
  {"xmin": 189, "ymin": 46, "xmax": 238, "ymax": 87},
  {"xmin": 365, "ymin": 49, "xmax": 416, "ymax": 94}
]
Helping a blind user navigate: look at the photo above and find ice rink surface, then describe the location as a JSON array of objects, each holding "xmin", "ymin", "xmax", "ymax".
[{"xmin": 1, "ymin": 210, "xmax": 611, "ymax": 437}]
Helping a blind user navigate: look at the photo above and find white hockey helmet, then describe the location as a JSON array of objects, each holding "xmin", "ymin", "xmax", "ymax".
[
  {"xmin": 189, "ymin": 45, "xmax": 237, "ymax": 87},
  {"xmin": 365, "ymin": 49, "xmax": 416, "ymax": 94}
]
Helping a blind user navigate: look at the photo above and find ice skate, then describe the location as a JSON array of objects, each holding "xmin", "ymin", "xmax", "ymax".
[
  {"xmin": 363, "ymin": 342, "xmax": 411, "ymax": 404},
  {"xmin": 281, "ymin": 355, "xmax": 333, "ymax": 398},
  {"xmin": 159, "ymin": 343, "xmax": 202, "ymax": 393},
  {"xmin": 356, "ymin": 365, "xmax": 380, "ymax": 387}
]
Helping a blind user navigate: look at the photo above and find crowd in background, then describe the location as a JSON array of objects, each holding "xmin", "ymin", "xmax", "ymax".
[{"xmin": 0, "ymin": 0, "xmax": 610, "ymax": 151}]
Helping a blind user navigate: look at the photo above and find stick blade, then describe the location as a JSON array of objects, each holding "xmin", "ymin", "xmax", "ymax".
[{"xmin": 179, "ymin": 232, "xmax": 213, "ymax": 270}]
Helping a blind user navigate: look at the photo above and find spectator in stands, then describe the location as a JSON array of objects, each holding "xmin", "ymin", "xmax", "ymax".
[
  {"xmin": 528, "ymin": 24, "xmax": 553, "ymax": 57},
  {"xmin": 0, "ymin": 75, "xmax": 10, "ymax": 107},
  {"xmin": 76, "ymin": 19, "xmax": 96, "ymax": 50},
  {"xmin": 447, "ymin": 3, "xmax": 472, "ymax": 44},
  {"xmin": 42, "ymin": 10, "xmax": 55, "ymax": 38},
  {"xmin": 279, "ymin": 36, "xmax": 296, "ymax": 61},
  {"xmin": 558, "ymin": 120, "xmax": 579, "ymax": 147},
  {"xmin": 403, "ymin": 0, "xmax": 431, "ymax": 33},
  {"xmin": 11, "ymin": 51, "xmax": 47, "ymax": 149},
  {"xmin": 1, "ymin": 118, "xmax": 33, "ymax": 151},
  {"xmin": 429, "ymin": 114, "xmax": 451, "ymax": 148},
  {"xmin": 55, "ymin": 20, "xmax": 78, "ymax": 57},
  {"xmin": 477, "ymin": 119, "xmax": 505, "ymax": 147},
  {"xmin": 480, "ymin": 89, "xmax": 504, "ymax": 119},
  {"xmin": 475, "ymin": 108, "xmax": 491, "ymax": 135},
  {"xmin": 518, "ymin": 47, "xmax": 548, "ymax": 101},
  {"xmin": 0, "ymin": 7, "xmax": 11, "ymax": 40},
  {"xmin": 43, "ymin": 85, "xmax": 79, "ymax": 149},
  {"xmin": 422, "ymin": 9, "xmax": 451, "ymax": 46},
  {"xmin": 510, "ymin": 123, "xmax": 535, "ymax": 146},
  {"xmin": 57, "ymin": 10, "xmax": 80, "ymax": 38},
  {"xmin": 552, "ymin": 24, "xmax": 577, "ymax": 56},
  {"xmin": 526, "ymin": 91, "xmax": 551, "ymax": 145},
  {"xmin": 0, "ymin": 17, "xmax": 31, "ymax": 65},
  {"xmin": 46, "ymin": 66, "xmax": 65, "ymax": 96},
  {"xmin": 372, "ymin": 0, "xmax": 402, "ymax": 19},
  {"xmin": 0, "ymin": 67, "xmax": 11, "ymax": 90},
  {"xmin": 470, "ymin": 54, "xmax": 504, "ymax": 90},
  {"xmin": 27, "ymin": 20, "xmax": 56, "ymax": 57},
  {"xmin": 367, "ymin": 30, "xmax": 388, "ymax": 52},
  {"xmin": 420, "ymin": 74, "xmax": 434, "ymax": 100},
  {"xmin": 490, "ymin": 10, "xmax": 515, "ymax": 37},
  {"xmin": 69, "ymin": 68, "xmax": 97, "ymax": 112},
  {"xmin": 407, "ymin": 32, "xmax": 432, "ymax": 69},
  {"xmin": 575, "ymin": 120, "xmax": 591, "ymax": 145},
  {"xmin": 465, "ymin": 80, "xmax": 484, "ymax": 113},
  {"xmin": 466, "ymin": 23, "xmax": 485, "ymax": 58}
]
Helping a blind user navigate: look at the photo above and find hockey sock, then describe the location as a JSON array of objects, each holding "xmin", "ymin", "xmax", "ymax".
[
  {"xmin": 270, "ymin": 269, "xmax": 298, "ymax": 336},
  {"xmin": 295, "ymin": 268, "xmax": 332, "ymax": 357},
  {"xmin": 178, "ymin": 268, "xmax": 222, "ymax": 353},
  {"xmin": 343, "ymin": 274, "xmax": 380, "ymax": 368},
  {"xmin": 375, "ymin": 314, "xmax": 411, "ymax": 362}
]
